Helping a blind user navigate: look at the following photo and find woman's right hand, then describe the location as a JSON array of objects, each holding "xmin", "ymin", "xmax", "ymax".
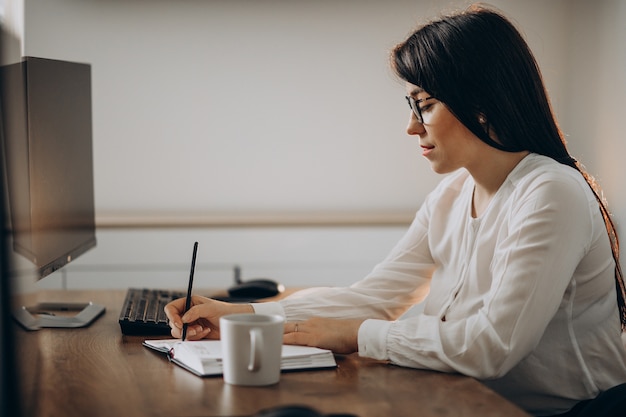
[{"xmin": 164, "ymin": 295, "xmax": 254, "ymax": 340}]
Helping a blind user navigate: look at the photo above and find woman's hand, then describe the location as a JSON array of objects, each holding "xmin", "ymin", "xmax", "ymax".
[
  {"xmin": 283, "ymin": 317, "xmax": 365, "ymax": 354},
  {"xmin": 164, "ymin": 295, "xmax": 253, "ymax": 340}
]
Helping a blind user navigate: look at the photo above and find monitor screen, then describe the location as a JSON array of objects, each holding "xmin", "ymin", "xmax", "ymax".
[{"xmin": 1, "ymin": 56, "xmax": 96, "ymax": 279}]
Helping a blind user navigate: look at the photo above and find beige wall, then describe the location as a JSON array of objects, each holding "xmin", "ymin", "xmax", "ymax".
[
  {"xmin": 21, "ymin": 0, "xmax": 622, "ymax": 225},
  {"xmin": 4, "ymin": 0, "xmax": 626, "ymax": 291}
]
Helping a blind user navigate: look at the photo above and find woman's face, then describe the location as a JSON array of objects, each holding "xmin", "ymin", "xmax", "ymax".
[{"xmin": 405, "ymin": 83, "xmax": 483, "ymax": 174}]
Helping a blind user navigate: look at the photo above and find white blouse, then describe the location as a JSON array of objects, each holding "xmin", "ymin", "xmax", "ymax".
[{"xmin": 252, "ymin": 153, "xmax": 626, "ymax": 416}]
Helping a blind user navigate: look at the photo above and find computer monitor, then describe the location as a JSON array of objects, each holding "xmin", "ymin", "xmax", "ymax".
[{"xmin": 0, "ymin": 56, "xmax": 105, "ymax": 330}]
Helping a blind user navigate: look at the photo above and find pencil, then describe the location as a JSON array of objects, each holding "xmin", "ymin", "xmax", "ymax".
[{"xmin": 181, "ymin": 241, "xmax": 198, "ymax": 341}]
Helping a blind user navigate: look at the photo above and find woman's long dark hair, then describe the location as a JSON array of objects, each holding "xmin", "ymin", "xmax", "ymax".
[{"xmin": 392, "ymin": 4, "xmax": 626, "ymax": 330}]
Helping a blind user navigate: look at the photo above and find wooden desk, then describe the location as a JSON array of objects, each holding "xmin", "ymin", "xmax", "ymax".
[{"xmin": 14, "ymin": 290, "xmax": 530, "ymax": 417}]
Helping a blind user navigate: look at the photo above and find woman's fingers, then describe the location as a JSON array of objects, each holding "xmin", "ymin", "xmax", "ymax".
[{"xmin": 165, "ymin": 295, "xmax": 255, "ymax": 339}]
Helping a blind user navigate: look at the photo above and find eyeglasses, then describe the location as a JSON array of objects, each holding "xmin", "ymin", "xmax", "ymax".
[{"xmin": 405, "ymin": 96, "xmax": 435, "ymax": 124}]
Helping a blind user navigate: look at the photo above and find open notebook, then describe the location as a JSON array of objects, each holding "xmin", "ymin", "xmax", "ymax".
[{"xmin": 144, "ymin": 339, "xmax": 337, "ymax": 377}]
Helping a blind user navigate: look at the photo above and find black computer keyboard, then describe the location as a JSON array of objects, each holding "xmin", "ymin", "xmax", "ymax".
[{"xmin": 118, "ymin": 288, "xmax": 186, "ymax": 336}]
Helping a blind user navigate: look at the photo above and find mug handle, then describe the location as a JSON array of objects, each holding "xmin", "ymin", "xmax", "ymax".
[{"xmin": 248, "ymin": 328, "xmax": 263, "ymax": 372}]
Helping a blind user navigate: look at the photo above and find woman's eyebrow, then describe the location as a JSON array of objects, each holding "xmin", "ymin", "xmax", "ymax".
[{"xmin": 407, "ymin": 87, "xmax": 425, "ymax": 97}]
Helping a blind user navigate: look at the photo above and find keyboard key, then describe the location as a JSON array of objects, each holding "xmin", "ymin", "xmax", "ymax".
[{"xmin": 118, "ymin": 288, "xmax": 185, "ymax": 335}]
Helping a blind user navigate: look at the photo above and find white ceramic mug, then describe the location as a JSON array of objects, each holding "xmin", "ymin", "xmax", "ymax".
[{"xmin": 219, "ymin": 313, "xmax": 284, "ymax": 386}]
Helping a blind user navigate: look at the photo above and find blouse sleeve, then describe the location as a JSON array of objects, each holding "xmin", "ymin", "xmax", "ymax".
[
  {"xmin": 360, "ymin": 173, "xmax": 605, "ymax": 379},
  {"xmin": 253, "ymin": 196, "xmax": 437, "ymax": 322}
]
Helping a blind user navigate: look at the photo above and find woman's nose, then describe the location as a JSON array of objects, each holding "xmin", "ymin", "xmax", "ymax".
[{"xmin": 406, "ymin": 112, "xmax": 426, "ymax": 136}]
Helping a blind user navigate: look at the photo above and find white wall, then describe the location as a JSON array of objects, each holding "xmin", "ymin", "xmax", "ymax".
[
  {"xmin": 6, "ymin": 0, "xmax": 626, "ymax": 291},
  {"xmin": 23, "ymin": 0, "xmax": 434, "ymax": 222},
  {"xmin": 19, "ymin": 0, "xmax": 605, "ymax": 224},
  {"xmin": 560, "ymin": 0, "xmax": 626, "ymax": 239},
  {"xmin": 0, "ymin": 0, "xmax": 23, "ymax": 61}
]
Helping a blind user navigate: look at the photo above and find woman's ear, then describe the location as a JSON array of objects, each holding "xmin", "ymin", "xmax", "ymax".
[{"xmin": 477, "ymin": 113, "xmax": 500, "ymax": 144}]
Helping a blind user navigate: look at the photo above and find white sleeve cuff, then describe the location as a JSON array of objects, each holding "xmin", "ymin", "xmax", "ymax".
[
  {"xmin": 250, "ymin": 301, "xmax": 286, "ymax": 318},
  {"xmin": 358, "ymin": 319, "xmax": 392, "ymax": 361}
]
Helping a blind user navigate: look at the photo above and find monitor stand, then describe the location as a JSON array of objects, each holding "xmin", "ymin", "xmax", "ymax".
[{"xmin": 13, "ymin": 302, "xmax": 106, "ymax": 331}]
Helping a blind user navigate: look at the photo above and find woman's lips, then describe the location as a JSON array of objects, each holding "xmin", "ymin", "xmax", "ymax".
[{"xmin": 421, "ymin": 144, "xmax": 434, "ymax": 157}]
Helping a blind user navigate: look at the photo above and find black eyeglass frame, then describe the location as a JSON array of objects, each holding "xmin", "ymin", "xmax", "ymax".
[{"xmin": 405, "ymin": 95, "xmax": 435, "ymax": 124}]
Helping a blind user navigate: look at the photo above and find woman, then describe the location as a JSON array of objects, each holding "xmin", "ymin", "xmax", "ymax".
[{"xmin": 165, "ymin": 5, "xmax": 626, "ymax": 416}]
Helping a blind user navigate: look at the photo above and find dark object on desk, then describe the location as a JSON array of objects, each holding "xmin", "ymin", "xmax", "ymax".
[
  {"xmin": 226, "ymin": 265, "xmax": 284, "ymax": 301},
  {"xmin": 254, "ymin": 405, "xmax": 358, "ymax": 417},
  {"xmin": 118, "ymin": 288, "xmax": 186, "ymax": 336},
  {"xmin": 227, "ymin": 278, "xmax": 284, "ymax": 300}
]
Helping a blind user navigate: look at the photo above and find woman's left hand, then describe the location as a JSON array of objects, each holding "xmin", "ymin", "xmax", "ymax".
[{"xmin": 283, "ymin": 317, "xmax": 365, "ymax": 354}]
